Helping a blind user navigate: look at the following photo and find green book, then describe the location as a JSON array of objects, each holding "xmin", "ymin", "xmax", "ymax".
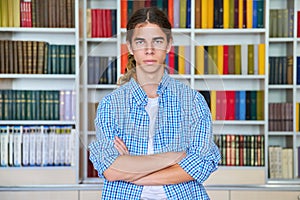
[
  {"xmin": 59, "ymin": 45, "xmax": 66, "ymax": 74},
  {"xmin": 70, "ymin": 45, "xmax": 76, "ymax": 74},
  {"xmin": 65, "ymin": 45, "xmax": 71, "ymax": 74},
  {"xmin": 257, "ymin": 0, "xmax": 264, "ymax": 28},
  {"xmin": 26, "ymin": 91, "xmax": 32, "ymax": 120},
  {"xmin": 53, "ymin": 91, "xmax": 60, "ymax": 120},
  {"xmin": 20, "ymin": 90, "xmax": 26, "ymax": 120},
  {"xmin": 247, "ymin": 44, "xmax": 254, "ymax": 74},
  {"xmin": 35, "ymin": 90, "xmax": 40, "ymax": 120},
  {"xmin": 179, "ymin": 0, "xmax": 186, "ymax": 28},
  {"xmin": 234, "ymin": 45, "xmax": 241, "ymax": 75},
  {"xmin": 50, "ymin": 45, "xmax": 58, "ymax": 74},
  {"xmin": 256, "ymin": 90, "xmax": 264, "ymax": 120},
  {"xmin": 31, "ymin": 90, "xmax": 37, "ymax": 120},
  {"xmin": 229, "ymin": 0, "xmax": 234, "ymax": 28},
  {"xmin": 39, "ymin": 91, "xmax": 46, "ymax": 120}
]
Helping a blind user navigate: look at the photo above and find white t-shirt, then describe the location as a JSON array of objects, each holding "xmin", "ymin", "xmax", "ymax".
[{"xmin": 141, "ymin": 97, "xmax": 167, "ymax": 200}]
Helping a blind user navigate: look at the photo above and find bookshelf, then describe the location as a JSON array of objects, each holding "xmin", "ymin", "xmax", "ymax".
[
  {"xmin": 0, "ymin": 0, "xmax": 80, "ymax": 187},
  {"xmin": 2, "ymin": 0, "xmax": 300, "ymax": 199},
  {"xmin": 80, "ymin": 0, "xmax": 269, "ymax": 186}
]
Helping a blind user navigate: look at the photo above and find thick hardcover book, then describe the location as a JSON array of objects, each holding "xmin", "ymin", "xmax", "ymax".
[
  {"xmin": 226, "ymin": 91, "xmax": 235, "ymax": 120},
  {"xmin": 234, "ymin": 45, "xmax": 241, "ymax": 74},
  {"xmin": 195, "ymin": 46, "xmax": 204, "ymax": 75}
]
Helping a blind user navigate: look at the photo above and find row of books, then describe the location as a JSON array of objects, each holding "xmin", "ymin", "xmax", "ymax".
[
  {"xmin": 0, "ymin": 0, "xmax": 75, "ymax": 28},
  {"xmin": 0, "ymin": 40, "xmax": 75, "ymax": 74},
  {"xmin": 0, "ymin": 90, "xmax": 76, "ymax": 121},
  {"xmin": 268, "ymin": 146, "xmax": 293, "ymax": 179},
  {"xmin": 0, "ymin": 0, "xmax": 74, "ymax": 28},
  {"xmin": 195, "ymin": 44, "xmax": 265, "ymax": 75},
  {"xmin": 214, "ymin": 134, "xmax": 264, "ymax": 166},
  {"xmin": 87, "ymin": 56, "xmax": 118, "ymax": 85},
  {"xmin": 269, "ymin": 9, "xmax": 294, "ymax": 38},
  {"xmin": 268, "ymin": 103, "xmax": 293, "ymax": 132},
  {"xmin": 196, "ymin": 0, "xmax": 264, "ymax": 29},
  {"xmin": 0, "ymin": 125, "xmax": 75, "ymax": 167},
  {"xmin": 86, "ymin": 9, "xmax": 117, "ymax": 38},
  {"xmin": 199, "ymin": 90, "xmax": 264, "ymax": 121},
  {"xmin": 121, "ymin": 0, "xmax": 191, "ymax": 28},
  {"xmin": 269, "ymin": 56, "xmax": 293, "ymax": 85}
]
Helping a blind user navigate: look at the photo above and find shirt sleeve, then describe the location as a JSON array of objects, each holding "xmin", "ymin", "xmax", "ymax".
[
  {"xmin": 89, "ymin": 98, "xmax": 119, "ymax": 178},
  {"xmin": 178, "ymin": 93, "xmax": 221, "ymax": 184}
]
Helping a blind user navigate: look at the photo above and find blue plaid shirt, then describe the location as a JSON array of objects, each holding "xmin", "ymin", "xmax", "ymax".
[{"xmin": 89, "ymin": 73, "xmax": 221, "ymax": 199}]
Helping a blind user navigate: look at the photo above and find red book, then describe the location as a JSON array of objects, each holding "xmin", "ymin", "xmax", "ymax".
[
  {"xmin": 168, "ymin": 0, "xmax": 174, "ymax": 27},
  {"xmin": 298, "ymin": 11, "xmax": 300, "ymax": 38},
  {"xmin": 20, "ymin": 2, "xmax": 26, "ymax": 27},
  {"xmin": 239, "ymin": 135, "xmax": 244, "ymax": 166},
  {"xmin": 27, "ymin": 2, "xmax": 32, "ymax": 27},
  {"xmin": 121, "ymin": 0, "xmax": 127, "ymax": 28},
  {"xmin": 91, "ymin": 9, "xmax": 97, "ymax": 37},
  {"xmin": 145, "ymin": 0, "xmax": 151, "ymax": 7},
  {"xmin": 223, "ymin": 45, "xmax": 229, "ymax": 74},
  {"xmin": 106, "ymin": 10, "xmax": 112, "ymax": 37},
  {"xmin": 216, "ymin": 91, "xmax": 227, "ymax": 120},
  {"xmin": 168, "ymin": 46, "xmax": 175, "ymax": 74},
  {"xmin": 100, "ymin": 9, "xmax": 106, "ymax": 37},
  {"xmin": 226, "ymin": 91, "xmax": 236, "ymax": 120}
]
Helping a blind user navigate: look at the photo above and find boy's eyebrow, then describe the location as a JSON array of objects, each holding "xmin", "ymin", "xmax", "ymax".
[{"xmin": 133, "ymin": 36, "xmax": 165, "ymax": 41}]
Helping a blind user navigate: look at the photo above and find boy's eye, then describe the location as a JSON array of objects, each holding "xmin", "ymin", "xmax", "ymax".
[
  {"xmin": 153, "ymin": 39, "xmax": 163, "ymax": 44},
  {"xmin": 136, "ymin": 40, "xmax": 144, "ymax": 45}
]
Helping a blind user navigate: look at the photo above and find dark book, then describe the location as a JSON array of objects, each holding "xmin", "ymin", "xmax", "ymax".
[
  {"xmin": 88, "ymin": 56, "xmax": 95, "ymax": 84},
  {"xmin": 198, "ymin": 90, "xmax": 211, "ymax": 109},
  {"xmin": 53, "ymin": 91, "xmax": 60, "ymax": 120},
  {"xmin": 70, "ymin": 45, "xmax": 76, "ymax": 74},
  {"xmin": 257, "ymin": 0, "xmax": 264, "ymax": 28},
  {"xmin": 59, "ymin": 45, "xmax": 66, "ymax": 74},
  {"xmin": 13, "ymin": 41, "xmax": 18, "ymax": 73}
]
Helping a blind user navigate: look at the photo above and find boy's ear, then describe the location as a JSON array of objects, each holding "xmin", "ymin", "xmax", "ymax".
[
  {"xmin": 126, "ymin": 41, "xmax": 133, "ymax": 55},
  {"xmin": 166, "ymin": 38, "xmax": 173, "ymax": 53}
]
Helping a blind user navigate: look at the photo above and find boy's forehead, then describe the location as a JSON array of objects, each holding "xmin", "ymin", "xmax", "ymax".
[{"xmin": 131, "ymin": 25, "xmax": 166, "ymax": 38}]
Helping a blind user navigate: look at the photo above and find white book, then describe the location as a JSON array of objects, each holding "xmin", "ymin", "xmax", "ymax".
[
  {"xmin": 59, "ymin": 127, "xmax": 65, "ymax": 165},
  {"xmin": 241, "ymin": 44, "xmax": 248, "ymax": 75},
  {"xmin": 8, "ymin": 127, "xmax": 14, "ymax": 166},
  {"xmin": 22, "ymin": 127, "xmax": 30, "ymax": 166},
  {"xmin": 42, "ymin": 126, "xmax": 49, "ymax": 166},
  {"xmin": 35, "ymin": 126, "xmax": 43, "ymax": 166},
  {"xmin": 71, "ymin": 128, "xmax": 76, "ymax": 166},
  {"xmin": 72, "ymin": 90, "xmax": 76, "ymax": 121},
  {"xmin": 48, "ymin": 127, "xmax": 56, "ymax": 165},
  {"xmin": 54, "ymin": 126, "xmax": 61, "ymax": 166},
  {"xmin": 29, "ymin": 127, "xmax": 36, "ymax": 166},
  {"xmin": 64, "ymin": 127, "xmax": 74, "ymax": 166},
  {"xmin": 13, "ymin": 126, "xmax": 22, "ymax": 167},
  {"xmin": 0, "ymin": 126, "xmax": 9, "ymax": 167},
  {"xmin": 60, "ymin": 91, "xmax": 65, "ymax": 121},
  {"xmin": 64, "ymin": 91, "xmax": 72, "ymax": 121}
]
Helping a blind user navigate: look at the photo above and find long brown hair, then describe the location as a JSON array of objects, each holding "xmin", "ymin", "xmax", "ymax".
[{"xmin": 117, "ymin": 7, "xmax": 173, "ymax": 85}]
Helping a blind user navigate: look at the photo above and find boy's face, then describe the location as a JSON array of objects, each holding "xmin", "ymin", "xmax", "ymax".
[{"xmin": 127, "ymin": 23, "xmax": 171, "ymax": 74}]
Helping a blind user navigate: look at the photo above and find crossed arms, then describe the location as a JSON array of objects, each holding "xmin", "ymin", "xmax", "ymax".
[{"xmin": 103, "ymin": 136, "xmax": 194, "ymax": 186}]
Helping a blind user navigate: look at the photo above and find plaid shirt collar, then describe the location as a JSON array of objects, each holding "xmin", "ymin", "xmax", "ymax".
[{"xmin": 129, "ymin": 73, "xmax": 172, "ymax": 107}]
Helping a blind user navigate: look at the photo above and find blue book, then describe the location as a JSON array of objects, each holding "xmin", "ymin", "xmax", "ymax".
[
  {"xmin": 186, "ymin": 0, "xmax": 191, "ymax": 28},
  {"xmin": 239, "ymin": 90, "xmax": 246, "ymax": 120},
  {"xmin": 252, "ymin": 0, "xmax": 258, "ymax": 28},
  {"xmin": 297, "ymin": 57, "xmax": 300, "ymax": 84}
]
